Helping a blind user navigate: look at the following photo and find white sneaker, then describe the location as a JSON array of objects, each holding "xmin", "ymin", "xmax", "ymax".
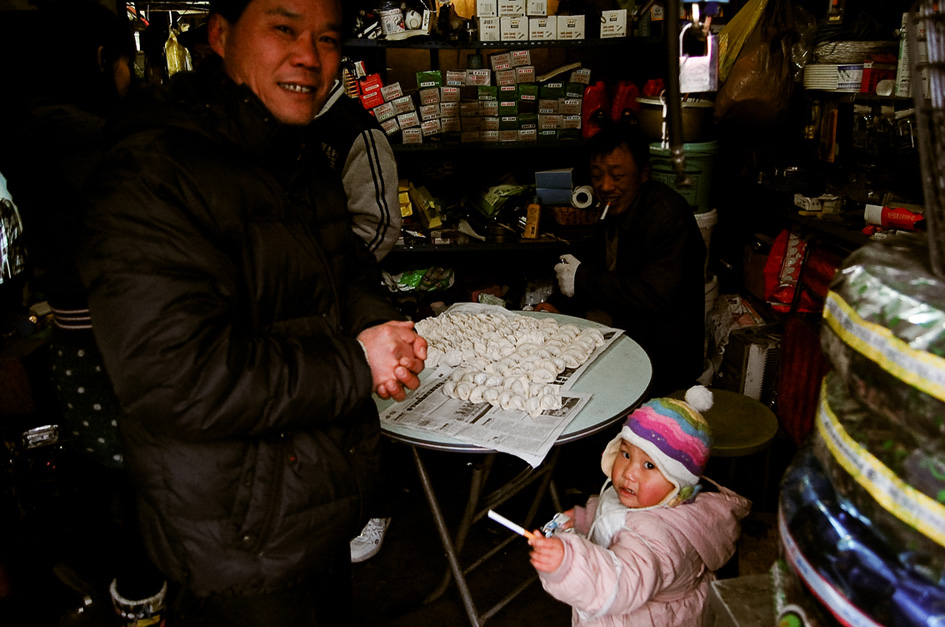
[{"xmin": 350, "ymin": 517, "xmax": 391, "ymax": 563}]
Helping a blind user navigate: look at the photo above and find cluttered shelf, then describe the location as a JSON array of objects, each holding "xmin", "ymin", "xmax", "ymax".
[
  {"xmin": 343, "ymin": 36, "xmax": 660, "ymax": 50},
  {"xmin": 391, "ymin": 139, "xmax": 585, "ymax": 152}
]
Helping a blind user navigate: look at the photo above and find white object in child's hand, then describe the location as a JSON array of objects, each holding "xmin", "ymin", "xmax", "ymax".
[
  {"xmin": 488, "ymin": 509, "xmax": 537, "ymax": 539},
  {"xmin": 541, "ymin": 512, "xmax": 572, "ymax": 537}
]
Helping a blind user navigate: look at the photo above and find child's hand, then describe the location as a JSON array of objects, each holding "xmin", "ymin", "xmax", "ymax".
[
  {"xmin": 560, "ymin": 508, "xmax": 576, "ymax": 530},
  {"xmin": 528, "ymin": 532, "xmax": 565, "ymax": 573}
]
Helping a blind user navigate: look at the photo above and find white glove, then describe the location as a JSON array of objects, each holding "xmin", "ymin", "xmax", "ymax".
[{"xmin": 554, "ymin": 254, "xmax": 581, "ymax": 297}]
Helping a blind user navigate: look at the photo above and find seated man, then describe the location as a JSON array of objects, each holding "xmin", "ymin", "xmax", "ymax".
[{"xmin": 553, "ymin": 120, "xmax": 706, "ymax": 397}]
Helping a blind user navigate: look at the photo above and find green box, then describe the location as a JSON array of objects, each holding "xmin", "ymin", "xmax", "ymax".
[
  {"xmin": 565, "ymin": 82, "xmax": 586, "ymax": 98},
  {"xmin": 517, "ymin": 84, "xmax": 539, "ymax": 102},
  {"xmin": 540, "ymin": 82, "xmax": 565, "ymax": 99},
  {"xmin": 498, "ymin": 100, "xmax": 519, "ymax": 116},
  {"xmin": 499, "ymin": 115, "xmax": 520, "ymax": 130},
  {"xmin": 478, "ymin": 85, "xmax": 498, "ymax": 101},
  {"xmin": 416, "ymin": 70, "xmax": 442, "ymax": 89}
]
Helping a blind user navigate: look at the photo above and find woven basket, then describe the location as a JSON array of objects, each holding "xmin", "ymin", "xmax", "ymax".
[{"xmin": 812, "ymin": 40, "xmax": 898, "ymax": 64}]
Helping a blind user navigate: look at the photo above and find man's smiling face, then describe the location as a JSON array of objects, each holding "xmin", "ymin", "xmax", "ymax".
[{"xmin": 209, "ymin": 0, "xmax": 341, "ymax": 125}]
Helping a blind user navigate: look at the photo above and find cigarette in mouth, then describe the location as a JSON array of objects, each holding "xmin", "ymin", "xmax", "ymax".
[
  {"xmin": 488, "ymin": 509, "xmax": 537, "ymax": 539},
  {"xmin": 600, "ymin": 202, "xmax": 611, "ymax": 220}
]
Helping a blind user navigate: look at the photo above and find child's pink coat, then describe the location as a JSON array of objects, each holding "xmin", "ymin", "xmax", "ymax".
[{"xmin": 538, "ymin": 479, "xmax": 751, "ymax": 626}]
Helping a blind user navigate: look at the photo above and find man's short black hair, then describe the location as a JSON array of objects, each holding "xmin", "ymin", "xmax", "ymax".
[
  {"xmin": 586, "ymin": 119, "xmax": 651, "ymax": 169},
  {"xmin": 210, "ymin": 0, "xmax": 352, "ymax": 31}
]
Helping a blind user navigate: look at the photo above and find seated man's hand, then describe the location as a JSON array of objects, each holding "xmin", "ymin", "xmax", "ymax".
[{"xmin": 554, "ymin": 254, "xmax": 580, "ymax": 297}]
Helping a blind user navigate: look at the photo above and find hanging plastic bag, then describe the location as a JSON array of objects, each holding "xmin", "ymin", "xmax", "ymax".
[
  {"xmin": 717, "ymin": 0, "xmax": 768, "ymax": 83},
  {"xmin": 714, "ymin": 0, "xmax": 796, "ymax": 129}
]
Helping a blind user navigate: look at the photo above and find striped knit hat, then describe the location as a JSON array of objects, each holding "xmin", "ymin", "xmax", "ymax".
[{"xmin": 601, "ymin": 386, "xmax": 714, "ymax": 507}]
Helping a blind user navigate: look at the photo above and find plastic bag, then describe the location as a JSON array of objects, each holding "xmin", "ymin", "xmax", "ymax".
[
  {"xmin": 714, "ymin": 0, "xmax": 796, "ymax": 128},
  {"xmin": 717, "ymin": 0, "xmax": 768, "ymax": 82}
]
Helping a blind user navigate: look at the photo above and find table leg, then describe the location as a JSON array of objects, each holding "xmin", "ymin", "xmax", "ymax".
[{"xmin": 411, "ymin": 445, "xmax": 483, "ymax": 627}]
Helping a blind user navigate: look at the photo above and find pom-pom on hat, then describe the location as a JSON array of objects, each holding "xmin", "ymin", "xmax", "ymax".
[{"xmin": 601, "ymin": 386, "xmax": 714, "ymax": 507}]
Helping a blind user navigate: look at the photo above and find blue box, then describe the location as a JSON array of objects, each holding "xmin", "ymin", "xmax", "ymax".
[
  {"xmin": 536, "ymin": 187, "xmax": 572, "ymax": 205},
  {"xmin": 535, "ymin": 168, "xmax": 573, "ymax": 189}
]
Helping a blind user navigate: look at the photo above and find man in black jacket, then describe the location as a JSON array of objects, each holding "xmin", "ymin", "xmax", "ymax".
[
  {"xmin": 553, "ymin": 121, "xmax": 706, "ymax": 397},
  {"xmin": 79, "ymin": 0, "xmax": 425, "ymax": 623}
]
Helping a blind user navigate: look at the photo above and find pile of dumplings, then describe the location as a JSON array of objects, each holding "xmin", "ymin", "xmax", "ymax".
[{"xmin": 416, "ymin": 311, "xmax": 605, "ymax": 417}]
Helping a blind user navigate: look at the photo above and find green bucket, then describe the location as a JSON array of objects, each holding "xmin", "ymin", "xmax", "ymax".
[{"xmin": 648, "ymin": 141, "xmax": 718, "ymax": 214}]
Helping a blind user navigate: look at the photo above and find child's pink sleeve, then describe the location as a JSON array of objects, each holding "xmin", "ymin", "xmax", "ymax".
[{"xmin": 572, "ymin": 495, "xmax": 599, "ymax": 535}]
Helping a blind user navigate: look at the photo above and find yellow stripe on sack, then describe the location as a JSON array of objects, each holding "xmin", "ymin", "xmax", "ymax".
[
  {"xmin": 823, "ymin": 292, "xmax": 945, "ymax": 402},
  {"xmin": 816, "ymin": 383, "xmax": 945, "ymax": 548}
]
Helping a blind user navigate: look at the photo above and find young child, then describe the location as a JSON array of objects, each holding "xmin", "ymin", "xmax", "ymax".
[{"xmin": 528, "ymin": 386, "xmax": 751, "ymax": 626}]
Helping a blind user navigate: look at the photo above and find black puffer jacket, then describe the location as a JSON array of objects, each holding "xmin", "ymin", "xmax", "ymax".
[
  {"xmin": 79, "ymin": 68, "xmax": 403, "ymax": 596},
  {"xmin": 573, "ymin": 180, "xmax": 706, "ymax": 397}
]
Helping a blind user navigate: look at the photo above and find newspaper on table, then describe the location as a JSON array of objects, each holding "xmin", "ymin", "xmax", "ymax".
[{"xmin": 380, "ymin": 303, "xmax": 623, "ymax": 467}]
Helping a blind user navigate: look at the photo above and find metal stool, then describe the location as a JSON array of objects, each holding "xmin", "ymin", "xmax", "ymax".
[{"xmin": 670, "ymin": 388, "xmax": 779, "ymax": 502}]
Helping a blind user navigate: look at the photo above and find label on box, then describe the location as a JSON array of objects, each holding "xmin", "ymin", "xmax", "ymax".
[
  {"xmin": 397, "ymin": 110, "xmax": 420, "ymax": 129},
  {"xmin": 421, "ymin": 118, "xmax": 442, "ymax": 136},
  {"xmin": 515, "ymin": 66, "xmax": 535, "ymax": 83},
  {"xmin": 479, "ymin": 16, "xmax": 500, "ymax": 41},
  {"xmin": 440, "ymin": 101, "xmax": 459, "ymax": 117},
  {"xmin": 562, "ymin": 114, "xmax": 582, "ymax": 129},
  {"xmin": 519, "ymin": 128, "xmax": 537, "ymax": 142},
  {"xmin": 381, "ymin": 82, "xmax": 403, "ymax": 102},
  {"xmin": 499, "ymin": 129, "xmax": 520, "ymax": 142},
  {"xmin": 380, "ymin": 117, "xmax": 400, "ymax": 135},
  {"xmin": 477, "ymin": 0, "xmax": 497, "ymax": 17},
  {"xmin": 360, "ymin": 89, "xmax": 384, "ymax": 109},
  {"xmin": 600, "ymin": 9, "xmax": 627, "ymax": 38},
  {"xmin": 510, "ymin": 49, "xmax": 531, "ymax": 67},
  {"xmin": 537, "ymin": 129, "xmax": 558, "ymax": 142},
  {"xmin": 557, "ymin": 14, "xmax": 585, "ymax": 40},
  {"xmin": 460, "ymin": 101, "xmax": 480, "ymax": 117},
  {"xmin": 518, "ymin": 113, "xmax": 537, "ymax": 129},
  {"xmin": 481, "ymin": 129, "xmax": 499, "ymax": 142},
  {"xmin": 529, "ymin": 16, "xmax": 556, "ymax": 39},
  {"xmin": 361, "ymin": 73, "xmax": 384, "ymax": 93},
  {"xmin": 419, "ymin": 87, "xmax": 440, "ymax": 105},
  {"xmin": 498, "ymin": 0, "xmax": 525, "ymax": 16},
  {"xmin": 373, "ymin": 101, "xmax": 396, "ymax": 122},
  {"xmin": 467, "ymin": 69, "xmax": 492, "ymax": 86},
  {"xmin": 525, "ymin": 0, "xmax": 547, "ymax": 16},
  {"xmin": 538, "ymin": 99, "xmax": 559, "ymax": 114},
  {"xmin": 440, "ymin": 86, "xmax": 461, "ymax": 102},
  {"xmin": 570, "ymin": 68, "xmax": 592, "ymax": 84},
  {"xmin": 540, "ymin": 82, "xmax": 565, "ymax": 99},
  {"xmin": 496, "ymin": 69, "xmax": 517, "ymax": 85},
  {"xmin": 402, "ymin": 127, "xmax": 423, "ymax": 144},
  {"xmin": 500, "ymin": 16, "xmax": 528, "ymax": 40},
  {"xmin": 419, "ymin": 103, "xmax": 440, "ymax": 121},
  {"xmin": 481, "ymin": 116, "xmax": 500, "ymax": 130},
  {"xmin": 445, "ymin": 70, "xmax": 467, "ymax": 86},
  {"xmin": 490, "ymin": 52, "xmax": 513, "ymax": 71},
  {"xmin": 391, "ymin": 95, "xmax": 415, "ymax": 115},
  {"xmin": 559, "ymin": 98, "xmax": 582, "ymax": 115},
  {"xmin": 538, "ymin": 114, "xmax": 562, "ymax": 129},
  {"xmin": 441, "ymin": 117, "xmax": 461, "ymax": 132}
]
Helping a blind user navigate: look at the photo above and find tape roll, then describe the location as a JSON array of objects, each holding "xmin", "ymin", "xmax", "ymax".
[{"xmin": 571, "ymin": 185, "xmax": 594, "ymax": 209}]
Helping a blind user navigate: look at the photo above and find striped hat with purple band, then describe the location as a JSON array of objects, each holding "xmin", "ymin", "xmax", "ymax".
[{"xmin": 601, "ymin": 386, "xmax": 714, "ymax": 507}]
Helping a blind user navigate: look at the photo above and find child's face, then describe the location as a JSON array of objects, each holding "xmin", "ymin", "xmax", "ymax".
[{"xmin": 611, "ymin": 440, "xmax": 675, "ymax": 508}]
